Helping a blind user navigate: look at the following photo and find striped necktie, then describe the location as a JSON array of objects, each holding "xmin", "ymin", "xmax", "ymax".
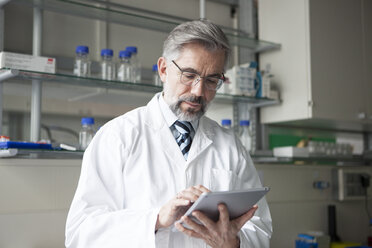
[{"xmin": 173, "ymin": 120, "xmax": 193, "ymax": 160}]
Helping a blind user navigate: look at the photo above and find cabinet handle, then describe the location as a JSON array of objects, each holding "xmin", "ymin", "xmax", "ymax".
[{"xmin": 357, "ymin": 112, "xmax": 366, "ymax": 119}]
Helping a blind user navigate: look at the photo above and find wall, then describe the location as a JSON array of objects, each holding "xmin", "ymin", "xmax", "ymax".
[
  {"xmin": 257, "ymin": 164, "xmax": 372, "ymax": 247},
  {"xmin": 1, "ymin": 159, "xmax": 371, "ymax": 248}
]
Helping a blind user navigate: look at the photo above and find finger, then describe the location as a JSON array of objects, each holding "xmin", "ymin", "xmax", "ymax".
[
  {"xmin": 194, "ymin": 184, "xmax": 211, "ymax": 193},
  {"xmin": 175, "ymin": 221, "xmax": 203, "ymax": 239},
  {"xmin": 178, "ymin": 190, "xmax": 202, "ymax": 202},
  {"xmin": 234, "ymin": 205, "xmax": 258, "ymax": 230},
  {"xmin": 171, "ymin": 198, "xmax": 191, "ymax": 210},
  {"xmin": 191, "ymin": 211, "xmax": 216, "ymax": 230},
  {"xmin": 181, "ymin": 216, "xmax": 205, "ymax": 234},
  {"xmin": 218, "ymin": 203, "xmax": 230, "ymax": 224}
]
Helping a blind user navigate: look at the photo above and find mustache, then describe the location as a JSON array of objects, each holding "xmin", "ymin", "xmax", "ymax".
[{"xmin": 178, "ymin": 95, "xmax": 205, "ymax": 105}]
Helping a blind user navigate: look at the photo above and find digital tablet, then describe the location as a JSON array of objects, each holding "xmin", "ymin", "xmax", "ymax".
[{"xmin": 175, "ymin": 187, "xmax": 270, "ymax": 230}]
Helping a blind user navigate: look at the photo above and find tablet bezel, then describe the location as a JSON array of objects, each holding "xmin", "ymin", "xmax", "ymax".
[{"xmin": 176, "ymin": 187, "xmax": 270, "ymax": 228}]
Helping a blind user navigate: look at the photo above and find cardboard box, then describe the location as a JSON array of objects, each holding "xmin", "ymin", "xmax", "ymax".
[{"xmin": 0, "ymin": 51, "xmax": 56, "ymax": 73}]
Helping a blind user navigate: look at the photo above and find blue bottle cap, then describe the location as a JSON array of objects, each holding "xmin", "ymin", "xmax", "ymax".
[
  {"xmin": 152, "ymin": 64, "xmax": 158, "ymax": 72},
  {"xmin": 119, "ymin": 50, "xmax": 131, "ymax": 58},
  {"xmin": 81, "ymin": 117, "xmax": 94, "ymax": 125},
  {"xmin": 221, "ymin": 119, "xmax": 231, "ymax": 126},
  {"xmin": 126, "ymin": 46, "xmax": 137, "ymax": 54},
  {"xmin": 101, "ymin": 49, "xmax": 114, "ymax": 57},
  {"xmin": 239, "ymin": 120, "xmax": 250, "ymax": 126},
  {"xmin": 249, "ymin": 61, "xmax": 258, "ymax": 68},
  {"xmin": 76, "ymin": 45, "xmax": 89, "ymax": 54}
]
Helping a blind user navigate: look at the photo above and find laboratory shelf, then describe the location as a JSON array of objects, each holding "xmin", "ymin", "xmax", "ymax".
[
  {"xmin": 0, "ymin": 148, "xmax": 84, "ymax": 159},
  {"xmin": 1, "ymin": 147, "xmax": 369, "ymax": 165},
  {"xmin": 0, "ymin": 68, "xmax": 280, "ymax": 107},
  {"xmin": 252, "ymin": 154, "xmax": 369, "ymax": 166},
  {"xmin": 11, "ymin": 0, "xmax": 280, "ymax": 52}
]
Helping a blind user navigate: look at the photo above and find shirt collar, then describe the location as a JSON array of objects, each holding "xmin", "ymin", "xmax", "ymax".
[{"xmin": 158, "ymin": 93, "xmax": 199, "ymax": 131}]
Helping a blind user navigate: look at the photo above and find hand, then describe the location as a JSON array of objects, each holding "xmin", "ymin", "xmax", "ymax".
[
  {"xmin": 155, "ymin": 185, "xmax": 210, "ymax": 231},
  {"xmin": 175, "ymin": 203, "xmax": 258, "ymax": 248}
]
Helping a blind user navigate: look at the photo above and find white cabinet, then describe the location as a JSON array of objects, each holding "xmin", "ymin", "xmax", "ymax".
[{"xmin": 258, "ymin": 0, "xmax": 372, "ymax": 127}]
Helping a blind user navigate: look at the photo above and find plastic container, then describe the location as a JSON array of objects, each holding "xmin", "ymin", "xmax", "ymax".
[
  {"xmin": 73, "ymin": 45, "xmax": 91, "ymax": 77},
  {"xmin": 295, "ymin": 234, "xmax": 318, "ymax": 248},
  {"xmin": 152, "ymin": 64, "xmax": 162, "ymax": 86},
  {"xmin": 221, "ymin": 119, "xmax": 232, "ymax": 129},
  {"xmin": 239, "ymin": 120, "xmax": 252, "ymax": 152},
  {"xmin": 126, "ymin": 46, "xmax": 141, "ymax": 83},
  {"xmin": 100, "ymin": 49, "xmax": 115, "ymax": 80},
  {"xmin": 117, "ymin": 50, "xmax": 132, "ymax": 82},
  {"xmin": 79, "ymin": 117, "xmax": 95, "ymax": 150}
]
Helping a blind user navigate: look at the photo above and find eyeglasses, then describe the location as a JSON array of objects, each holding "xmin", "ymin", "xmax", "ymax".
[{"xmin": 172, "ymin": 60, "xmax": 225, "ymax": 91}]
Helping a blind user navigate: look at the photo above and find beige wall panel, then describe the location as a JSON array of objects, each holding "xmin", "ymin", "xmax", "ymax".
[{"xmin": 0, "ymin": 211, "xmax": 67, "ymax": 248}]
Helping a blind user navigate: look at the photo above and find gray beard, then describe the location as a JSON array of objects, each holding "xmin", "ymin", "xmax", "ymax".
[{"xmin": 169, "ymin": 95, "xmax": 208, "ymax": 122}]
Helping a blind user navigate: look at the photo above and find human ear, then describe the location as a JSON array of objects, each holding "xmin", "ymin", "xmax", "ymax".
[{"xmin": 157, "ymin": 57, "xmax": 167, "ymax": 84}]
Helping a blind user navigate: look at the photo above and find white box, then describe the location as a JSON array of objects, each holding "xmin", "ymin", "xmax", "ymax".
[
  {"xmin": 223, "ymin": 63, "xmax": 257, "ymax": 96},
  {"xmin": 0, "ymin": 51, "xmax": 56, "ymax": 73},
  {"xmin": 273, "ymin": 146, "xmax": 309, "ymax": 157}
]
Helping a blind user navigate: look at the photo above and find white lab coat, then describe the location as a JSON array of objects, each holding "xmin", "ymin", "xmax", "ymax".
[{"xmin": 65, "ymin": 93, "xmax": 272, "ymax": 248}]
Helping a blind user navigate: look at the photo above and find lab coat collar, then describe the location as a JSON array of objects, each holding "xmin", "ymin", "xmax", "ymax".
[
  {"xmin": 144, "ymin": 93, "xmax": 215, "ymax": 165},
  {"xmin": 186, "ymin": 116, "xmax": 214, "ymax": 164}
]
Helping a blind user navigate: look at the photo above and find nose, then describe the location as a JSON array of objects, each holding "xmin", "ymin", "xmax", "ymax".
[{"xmin": 190, "ymin": 76, "xmax": 205, "ymax": 97}]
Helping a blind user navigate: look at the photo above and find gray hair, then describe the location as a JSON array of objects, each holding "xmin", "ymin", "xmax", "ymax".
[{"xmin": 162, "ymin": 19, "xmax": 230, "ymax": 68}]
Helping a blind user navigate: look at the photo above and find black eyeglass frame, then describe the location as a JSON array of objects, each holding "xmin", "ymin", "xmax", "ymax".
[{"xmin": 171, "ymin": 60, "xmax": 225, "ymax": 91}]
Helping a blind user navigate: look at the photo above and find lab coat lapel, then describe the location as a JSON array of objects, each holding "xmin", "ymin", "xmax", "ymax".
[
  {"xmin": 144, "ymin": 93, "xmax": 186, "ymax": 166},
  {"xmin": 187, "ymin": 116, "xmax": 213, "ymax": 164}
]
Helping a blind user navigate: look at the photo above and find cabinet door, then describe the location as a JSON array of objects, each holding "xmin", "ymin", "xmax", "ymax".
[
  {"xmin": 259, "ymin": 0, "xmax": 312, "ymax": 123},
  {"xmin": 309, "ymin": 0, "xmax": 365, "ymax": 122},
  {"xmin": 363, "ymin": 0, "xmax": 372, "ymax": 122}
]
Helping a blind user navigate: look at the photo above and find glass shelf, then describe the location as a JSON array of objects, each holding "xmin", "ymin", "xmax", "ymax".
[
  {"xmin": 11, "ymin": 0, "xmax": 280, "ymax": 52},
  {"xmin": 2, "ymin": 148, "xmax": 369, "ymax": 165},
  {"xmin": 0, "ymin": 68, "xmax": 280, "ymax": 107},
  {"xmin": 0, "ymin": 148, "xmax": 84, "ymax": 159}
]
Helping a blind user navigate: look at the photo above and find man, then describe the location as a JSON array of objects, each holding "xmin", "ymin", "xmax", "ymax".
[{"xmin": 65, "ymin": 19, "xmax": 272, "ymax": 248}]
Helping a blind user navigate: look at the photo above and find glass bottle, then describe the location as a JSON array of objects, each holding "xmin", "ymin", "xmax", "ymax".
[
  {"xmin": 239, "ymin": 120, "xmax": 252, "ymax": 152},
  {"xmin": 73, "ymin": 45, "xmax": 91, "ymax": 77},
  {"xmin": 152, "ymin": 64, "xmax": 162, "ymax": 86},
  {"xmin": 221, "ymin": 119, "xmax": 232, "ymax": 129},
  {"xmin": 100, "ymin": 49, "xmax": 115, "ymax": 80},
  {"xmin": 117, "ymin": 50, "xmax": 132, "ymax": 82},
  {"xmin": 126, "ymin": 46, "xmax": 141, "ymax": 83},
  {"xmin": 79, "ymin": 117, "xmax": 95, "ymax": 150}
]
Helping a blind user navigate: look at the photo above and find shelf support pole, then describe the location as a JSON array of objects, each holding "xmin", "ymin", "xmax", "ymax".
[
  {"xmin": 30, "ymin": 6, "xmax": 43, "ymax": 142},
  {"xmin": 199, "ymin": 0, "xmax": 206, "ymax": 19},
  {"xmin": 0, "ymin": 1, "xmax": 10, "ymax": 134},
  {"xmin": 0, "ymin": 70, "xmax": 18, "ymax": 134}
]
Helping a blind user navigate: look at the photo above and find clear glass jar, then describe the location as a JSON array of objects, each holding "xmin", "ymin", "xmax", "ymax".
[
  {"xmin": 79, "ymin": 117, "xmax": 95, "ymax": 150},
  {"xmin": 152, "ymin": 64, "xmax": 162, "ymax": 86},
  {"xmin": 126, "ymin": 46, "xmax": 141, "ymax": 83},
  {"xmin": 239, "ymin": 120, "xmax": 252, "ymax": 152},
  {"xmin": 117, "ymin": 50, "xmax": 132, "ymax": 82},
  {"xmin": 73, "ymin": 45, "xmax": 91, "ymax": 77},
  {"xmin": 100, "ymin": 49, "xmax": 115, "ymax": 80}
]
